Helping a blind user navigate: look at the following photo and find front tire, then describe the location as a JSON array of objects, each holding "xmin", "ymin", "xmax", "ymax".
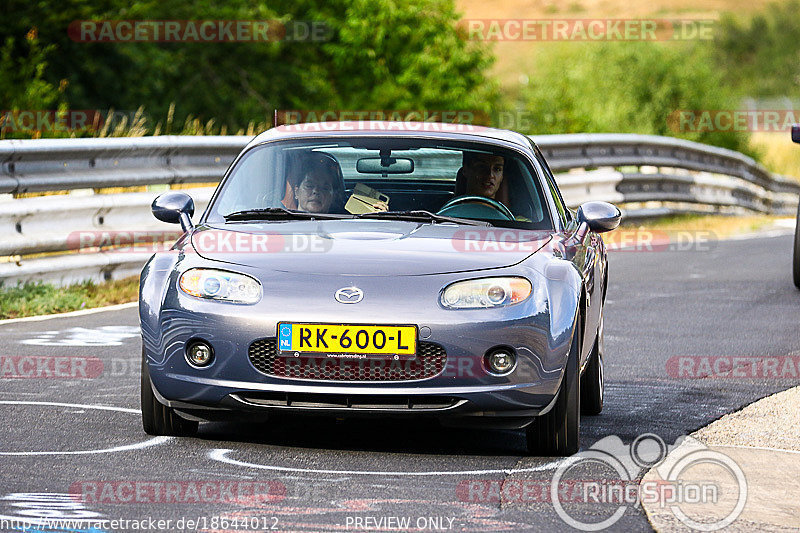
[
  {"xmin": 141, "ymin": 350, "xmax": 198, "ymax": 437},
  {"xmin": 581, "ymin": 312, "xmax": 604, "ymax": 415},
  {"xmin": 793, "ymin": 202, "xmax": 800, "ymax": 289},
  {"xmin": 526, "ymin": 314, "xmax": 581, "ymax": 456}
]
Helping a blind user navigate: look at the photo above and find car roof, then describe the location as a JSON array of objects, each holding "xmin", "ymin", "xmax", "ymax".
[{"xmin": 245, "ymin": 121, "xmax": 533, "ymax": 150}]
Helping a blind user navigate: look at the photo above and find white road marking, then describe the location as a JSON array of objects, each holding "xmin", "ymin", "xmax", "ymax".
[
  {"xmin": 0, "ymin": 493, "xmax": 102, "ymax": 525},
  {"xmin": 21, "ymin": 326, "xmax": 140, "ymax": 346},
  {"xmin": 0, "ymin": 401, "xmax": 171, "ymax": 456},
  {"xmin": 208, "ymin": 448, "xmax": 563, "ymax": 476}
]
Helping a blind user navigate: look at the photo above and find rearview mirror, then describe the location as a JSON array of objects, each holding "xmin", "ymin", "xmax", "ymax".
[
  {"xmin": 792, "ymin": 124, "xmax": 800, "ymax": 144},
  {"xmin": 577, "ymin": 201, "xmax": 622, "ymax": 233},
  {"xmin": 356, "ymin": 157, "xmax": 414, "ymax": 174},
  {"xmin": 152, "ymin": 192, "xmax": 195, "ymax": 232}
]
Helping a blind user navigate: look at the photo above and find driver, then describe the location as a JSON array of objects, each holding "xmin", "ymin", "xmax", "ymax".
[
  {"xmin": 294, "ymin": 154, "xmax": 342, "ymax": 213},
  {"xmin": 463, "ymin": 152, "xmax": 505, "ymax": 199}
]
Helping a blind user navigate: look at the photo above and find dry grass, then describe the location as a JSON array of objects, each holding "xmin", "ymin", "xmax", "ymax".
[
  {"xmin": 456, "ymin": 0, "xmax": 779, "ymax": 90},
  {"xmin": 749, "ymin": 132, "xmax": 800, "ymax": 180},
  {"xmin": 619, "ymin": 213, "xmax": 790, "ymax": 238}
]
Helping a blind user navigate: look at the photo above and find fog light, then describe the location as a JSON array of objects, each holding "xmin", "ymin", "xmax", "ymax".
[
  {"xmin": 186, "ymin": 341, "xmax": 214, "ymax": 367},
  {"xmin": 485, "ymin": 349, "xmax": 516, "ymax": 375}
]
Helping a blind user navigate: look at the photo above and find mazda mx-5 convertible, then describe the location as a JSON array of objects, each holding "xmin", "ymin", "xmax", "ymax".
[{"xmin": 139, "ymin": 121, "xmax": 620, "ymax": 455}]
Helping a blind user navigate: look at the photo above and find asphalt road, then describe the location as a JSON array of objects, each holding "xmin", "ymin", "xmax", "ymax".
[{"xmin": 1, "ymin": 232, "xmax": 798, "ymax": 533}]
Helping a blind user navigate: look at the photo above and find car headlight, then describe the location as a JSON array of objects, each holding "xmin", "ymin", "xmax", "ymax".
[
  {"xmin": 179, "ymin": 268, "xmax": 262, "ymax": 304},
  {"xmin": 440, "ymin": 277, "xmax": 532, "ymax": 309}
]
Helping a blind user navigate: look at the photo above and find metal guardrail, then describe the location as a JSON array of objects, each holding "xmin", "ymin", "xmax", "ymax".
[
  {"xmin": 1, "ymin": 132, "xmax": 799, "ymax": 285},
  {"xmin": 0, "ymin": 136, "xmax": 246, "ymax": 194}
]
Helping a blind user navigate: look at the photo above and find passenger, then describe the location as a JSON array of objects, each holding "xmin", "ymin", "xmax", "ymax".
[
  {"xmin": 462, "ymin": 152, "xmax": 505, "ymax": 199},
  {"xmin": 294, "ymin": 154, "xmax": 342, "ymax": 213}
]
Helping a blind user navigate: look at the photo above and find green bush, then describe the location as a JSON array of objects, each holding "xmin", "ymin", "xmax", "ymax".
[
  {"xmin": 713, "ymin": 0, "xmax": 800, "ymax": 99},
  {"xmin": 0, "ymin": 29, "xmax": 70, "ymax": 139},
  {"xmin": 521, "ymin": 41, "xmax": 753, "ymax": 155}
]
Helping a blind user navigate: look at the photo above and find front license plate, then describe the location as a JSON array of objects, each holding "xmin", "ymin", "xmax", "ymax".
[{"xmin": 278, "ymin": 323, "xmax": 417, "ymax": 358}]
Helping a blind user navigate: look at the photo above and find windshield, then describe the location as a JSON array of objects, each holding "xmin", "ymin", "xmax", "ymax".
[{"xmin": 206, "ymin": 137, "xmax": 554, "ymax": 230}]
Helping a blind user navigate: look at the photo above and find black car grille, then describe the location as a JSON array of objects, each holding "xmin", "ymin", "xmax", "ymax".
[{"xmin": 248, "ymin": 338, "xmax": 447, "ymax": 381}]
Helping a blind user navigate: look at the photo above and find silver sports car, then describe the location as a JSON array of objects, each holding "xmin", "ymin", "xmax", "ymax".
[{"xmin": 139, "ymin": 121, "xmax": 621, "ymax": 456}]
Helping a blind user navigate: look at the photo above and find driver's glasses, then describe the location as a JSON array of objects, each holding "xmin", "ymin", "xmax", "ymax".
[{"xmin": 299, "ymin": 181, "xmax": 333, "ymax": 194}]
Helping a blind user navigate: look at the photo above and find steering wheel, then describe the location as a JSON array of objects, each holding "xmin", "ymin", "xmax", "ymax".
[{"xmin": 437, "ymin": 195, "xmax": 515, "ymax": 221}]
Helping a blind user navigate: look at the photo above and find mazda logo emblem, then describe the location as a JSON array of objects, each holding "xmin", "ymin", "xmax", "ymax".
[{"xmin": 335, "ymin": 287, "xmax": 364, "ymax": 304}]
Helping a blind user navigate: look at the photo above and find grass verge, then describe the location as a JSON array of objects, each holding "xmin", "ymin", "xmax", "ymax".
[
  {"xmin": 619, "ymin": 213, "xmax": 790, "ymax": 238},
  {"xmin": 0, "ymin": 276, "xmax": 139, "ymax": 320}
]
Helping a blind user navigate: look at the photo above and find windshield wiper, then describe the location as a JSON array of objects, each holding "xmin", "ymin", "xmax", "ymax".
[
  {"xmin": 224, "ymin": 207, "xmax": 345, "ymax": 222},
  {"xmin": 356, "ymin": 210, "xmax": 490, "ymax": 226}
]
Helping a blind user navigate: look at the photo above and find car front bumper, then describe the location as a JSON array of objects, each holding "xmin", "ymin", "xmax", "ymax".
[{"xmin": 140, "ymin": 253, "xmax": 581, "ymax": 427}]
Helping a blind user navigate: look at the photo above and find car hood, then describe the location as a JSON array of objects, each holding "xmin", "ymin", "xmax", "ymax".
[{"xmin": 189, "ymin": 220, "xmax": 551, "ymax": 276}]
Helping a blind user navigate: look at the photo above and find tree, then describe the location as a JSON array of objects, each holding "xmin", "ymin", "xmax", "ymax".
[{"xmin": 0, "ymin": 0, "xmax": 499, "ymax": 132}]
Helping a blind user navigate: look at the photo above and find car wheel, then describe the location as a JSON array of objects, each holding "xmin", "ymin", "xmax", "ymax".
[
  {"xmin": 794, "ymin": 202, "xmax": 800, "ymax": 289},
  {"xmin": 581, "ymin": 312, "xmax": 604, "ymax": 415},
  {"xmin": 526, "ymin": 313, "xmax": 580, "ymax": 456},
  {"xmin": 141, "ymin": 349, "xmax": 198, "ymax": 437}
]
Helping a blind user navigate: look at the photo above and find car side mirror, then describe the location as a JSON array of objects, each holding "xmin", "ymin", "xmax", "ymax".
[
  {"xmin": 152, "ymin": 192, "xmax": 195, "ymax": 232},
  {"xmin": 792, "ymin": 124, "xmax": 800, "ymax": 144},
  {"xmin": 577, "ymin": 201, "xmax": 622, "ymax": 234}
]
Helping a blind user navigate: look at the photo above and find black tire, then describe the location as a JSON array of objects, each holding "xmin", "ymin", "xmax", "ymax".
[
  {"xmin": 581, "ymin": 311, "xmax": 604, "ymax": 415},
  {"xmin": 793, "ymin": 202, "xmax": 800, "ymax": 289},
  {"xmin": 526, "ymin": 313, "xmax": 581, "ymax": 456},
  {"xmin": 141, "ymin": 350, "xmax": 198, "ymax": 437}
]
